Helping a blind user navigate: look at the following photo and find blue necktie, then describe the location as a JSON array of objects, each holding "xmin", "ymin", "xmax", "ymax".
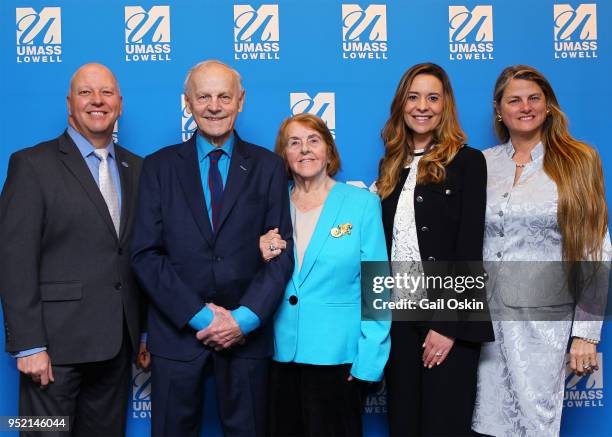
[{"xmin": 208, "ymin": 149, "xmax": 225, "ymax": 231}]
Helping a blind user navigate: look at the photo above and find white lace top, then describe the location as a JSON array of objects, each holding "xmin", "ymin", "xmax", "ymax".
[{"xmin": 390, "ymin": 149, "xmax": 426, "ymax": 301}]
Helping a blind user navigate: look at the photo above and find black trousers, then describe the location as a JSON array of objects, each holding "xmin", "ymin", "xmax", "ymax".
[
  {"xmin": 19, "ymin": 328, "xmax": 131, "ymax": 437},
  {"xmin": 385, "ymin": 322, "xmax": 481, "ymax": 437},
  {"xmin": 151, "ymin": 349, "xmax": 269, "ymax": 437},
  {"xmin": 268, "ymin": 361, "xmax": 369, "ymax": 437}
]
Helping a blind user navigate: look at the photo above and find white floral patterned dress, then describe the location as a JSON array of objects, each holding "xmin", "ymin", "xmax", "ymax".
[{"xmin": 472, "ymin": 141, "xmax": 611, "ymax": 437}]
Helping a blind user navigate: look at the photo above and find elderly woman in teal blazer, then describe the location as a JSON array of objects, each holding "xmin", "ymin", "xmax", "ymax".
[{"xmin": 260, "ymin": 113, "xmax": 390, "ymax": 437}]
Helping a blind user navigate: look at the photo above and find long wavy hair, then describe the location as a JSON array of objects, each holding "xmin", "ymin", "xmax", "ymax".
[
  {"xmin": 377, "ymin": 63, "xmax": 466, "ymax": 199},
  {"xmin": 494, "ymin": 65, "xmax": 607, "ymax": 261}
]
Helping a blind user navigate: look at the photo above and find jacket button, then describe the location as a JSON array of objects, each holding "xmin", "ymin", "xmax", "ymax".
[
  {"xmin": 289, "ymin": 295, "xmax": 298, "ymax": 305},
  {"xmin": 498, "ymin": 211, "xmax": 504, "ymax": 217},
  {"xmin": 421, "ymin": 226, "xmax": 429, "ymax": 232},
  {"xmin": 496, "ymin": 252, "xmax": 502, "ymax": 258},
  {"xmin": 416, "ymin": 195, "xmax": 423, "ymax": 203},
  {"xmin": 445, "ymin": 189, "xmax": 452, "ymax": 195},
  {"xmin": 114, "ymin": 282, "xmax": 122, "ymax": 291},
  {"xmin": 118, "ymin": 247, "xmax": 123, "ymax": 255},
  {"xmin": 427, "ymin": 256, "xmax": 436, "ymax": 261},
  {"xmin": 215, "ymin": 256, "xmax": 222, "ymax": 262}
]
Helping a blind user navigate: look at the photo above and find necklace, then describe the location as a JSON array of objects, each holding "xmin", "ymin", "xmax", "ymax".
[{"xmin": 516, "ymin": 163, "xmax": 527, "ymax": 168}]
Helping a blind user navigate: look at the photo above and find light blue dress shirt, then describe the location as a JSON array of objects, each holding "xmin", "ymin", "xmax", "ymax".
[
  {"xmin": 188, "ymin": 133, "xmax": 260, "ymax": 336},
  {"xmin": 13, "ymin": 127, "xmax": 123, "ymax": 358}
]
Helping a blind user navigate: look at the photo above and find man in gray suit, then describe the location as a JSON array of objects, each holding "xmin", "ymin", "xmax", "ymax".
[{"xmin": 0, "ymin": 63, "xmax": 146, "ymax": 436}]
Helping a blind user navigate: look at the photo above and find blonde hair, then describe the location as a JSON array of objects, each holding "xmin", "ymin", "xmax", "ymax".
[
  {"xmin": 377, "ymin": 63, "xmax": 466, "ymax": 199},
  {"xmin": 494, "ymin": 65, "xmax": 607, "ymax": 261}
]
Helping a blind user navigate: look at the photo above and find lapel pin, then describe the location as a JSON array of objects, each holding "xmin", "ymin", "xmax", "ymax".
[
  {"xmin": 121, "ymin": 161, "xmax": 129, "ymax": 168},
  {"xmin": 330, "ymin": 223, "xmax": 352, "ymax": 238}
]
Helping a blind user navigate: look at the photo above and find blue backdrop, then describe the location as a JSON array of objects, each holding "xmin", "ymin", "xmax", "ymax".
[{"xmin": 1, "ymin": 0, "xmax": 610, "ymax": 435}]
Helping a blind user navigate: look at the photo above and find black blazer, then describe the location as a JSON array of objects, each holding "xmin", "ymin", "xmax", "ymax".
[
  {"xmin": 0, "ymin": 131, "xmax": 143, "ymax": 364},
  {"xmin": 381, "ymin": 145, "xmax": 493, "ymax": 342}
]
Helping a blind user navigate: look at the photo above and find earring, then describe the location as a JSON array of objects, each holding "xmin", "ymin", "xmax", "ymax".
[
  {"xmin": 496, "ymin": 113, "xmax": 502, "ymax": 122},
  {"xmin": 546, "ymin": 108, "xmax": 551, "ymax": 115}
]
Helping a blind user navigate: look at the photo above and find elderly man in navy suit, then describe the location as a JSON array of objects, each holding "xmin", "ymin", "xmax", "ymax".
[{"xmin": 131, "ymin": 60, "xmax": 294, "ymax": 436}]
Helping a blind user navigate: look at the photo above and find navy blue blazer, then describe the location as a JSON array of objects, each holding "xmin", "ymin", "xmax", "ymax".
[{"xmin": 131, "ymin": 132, "xmax": 294, "ymax": 361}]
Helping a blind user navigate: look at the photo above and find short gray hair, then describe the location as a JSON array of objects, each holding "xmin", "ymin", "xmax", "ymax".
[{"xmin": 183, "ymin": 60, "xmax": 243, "ymax": 96}]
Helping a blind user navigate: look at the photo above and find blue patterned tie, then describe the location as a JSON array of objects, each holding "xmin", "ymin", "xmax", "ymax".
[{"xmin": 208, "ymin": 149, "xmax": 225, "ymax": 231}]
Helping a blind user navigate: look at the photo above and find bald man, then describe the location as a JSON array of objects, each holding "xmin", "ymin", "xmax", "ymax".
[
  {"xmin": 0, "ymin": 63, "xmax": 145, "ymax": 436},
  {"xmin": 132, "ymin": 60, "xmax": 294, "ymax": 436}
]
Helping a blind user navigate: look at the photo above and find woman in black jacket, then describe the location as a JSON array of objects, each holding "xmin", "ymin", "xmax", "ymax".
[{"xmin": 378, "ymin": 63, "xmax": 493, "ymax": 437}]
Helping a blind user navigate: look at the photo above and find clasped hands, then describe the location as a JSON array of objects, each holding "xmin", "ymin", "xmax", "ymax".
[{"xmin": 196, "ymin": 303, "xmax": 245, "ymax": 351}]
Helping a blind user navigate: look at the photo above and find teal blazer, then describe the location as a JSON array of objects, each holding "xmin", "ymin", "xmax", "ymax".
[{"xmin": 272, "ymin": 183, "xmax": 391, "ymax": 382}]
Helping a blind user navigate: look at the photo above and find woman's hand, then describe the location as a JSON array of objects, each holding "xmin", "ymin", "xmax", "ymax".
[
  {"xmin": 422, "ymin": 329, "xmax": 454, "ymax": 368},
  {"xmin": 569, "ymin": 337, "xmax": 598, "ymax": 376},
  {"xmin": 259, "ymin": 228, "xmax": 286, "ymax": 262}
]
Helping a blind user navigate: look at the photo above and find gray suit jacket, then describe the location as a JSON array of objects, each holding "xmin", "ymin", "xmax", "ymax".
[{"xmin": 0, "ymin": 131, "xmax": 143, "ymax": 365}]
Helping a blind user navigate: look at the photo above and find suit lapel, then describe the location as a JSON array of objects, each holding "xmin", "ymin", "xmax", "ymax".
[
  {"xmin": 57, "ymin": 132, "xmax": 118, "ymax": 240},
  {"xmin": 114, "ymin": 146, "xmax": 134, "ymax": 244},
  {"xmin": 176, "ymin": 136, "xmax": 214, "ymax": 245},
  {"xmin": 215, "ymin": 135, "xmax": 250, "ymax": 235},
  {"xmin": 298, "ymin": 184, "xmax": 346, "ymax": 287}
]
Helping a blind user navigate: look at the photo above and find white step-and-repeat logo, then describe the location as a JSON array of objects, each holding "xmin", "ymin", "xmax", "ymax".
[
  {"xmin": 448, "ymin": 5, "xmax": 494, "ymax": 61},
  {"xmin": 363, "ymin": 379, "xmax": 386, "ymax": 414},
  {"xmin": 181, "ymin": 94, "xmax": 197, "ymax": 142},
  {"xmin": 290, "ymin": 92, "xmax": 336, "ymax": 137},
  {"xmin": 113, "ymin": 121, "xmax": 119, "ymax": 143},
  {"xmin": 554, "ymin": 3, "xmax": 597, "ymax": 60},
  {"xmin": 124, "ymin": 6, "xmax": 172, "ymax": 62},
  {"xmin": 564, "ymin": 352, "xmax": 604, "ymax": 408},
  {"xmin": 16, "ymin": 7, "xmax": 62, "ymax": 63},
  {"xmin": 341, "ymin": 4, "xmax": 388, "ymax": 60},
  {"xmin": 131, "ymin": 365, "xmax": 151, "ymax": 419},
  {"xmin": 234, "ymin": 4, "xmax": 280, "ymax": 61},
  {"xmin": 346, "ymin": 180, "xmax": 378, "ymax": 192}
]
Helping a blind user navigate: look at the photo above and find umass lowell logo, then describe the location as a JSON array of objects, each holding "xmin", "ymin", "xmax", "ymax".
[
  {"xmin": 564, "ymin": 352, "xmax": 604, "ymax": 408},
  {"xmin": 16, "ymin": 7, "xmax": 62, "ymax": 63},
  {"xmin": 234, "ymin": 4, "xmax": 280, "ymax": 61},
  {"xmin": 124, "ymin": 6, "xmax": 172, "ymax": 62},
  {"xmin": 131, "ymin": 365, "xmax": 151, "ymax": 419},
  {"xmin": 181, "ymin": 94, "xmax": 197, "ymax": 142},
  {"xmin": 290, "ymin": 92, "xmax": 336, "ymax": 137},
  {"xmin": 554, "ymin": 4, "xmax": 597, "ymax": 59},
  {"xmin": 448, "ymin": 5, "xmax": 494, "ymax": 61},
  {"xmin": 342, "ymin": 4, "xmax": 388, "ymax": 60}
]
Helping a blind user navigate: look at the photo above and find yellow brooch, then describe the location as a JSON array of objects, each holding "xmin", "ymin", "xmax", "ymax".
[{"xmin": 330, "ymin": 223, "xmax": 352, "ymax": 238}]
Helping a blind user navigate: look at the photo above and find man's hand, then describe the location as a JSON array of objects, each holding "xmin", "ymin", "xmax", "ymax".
[
  {"xmin": 17, "ymin": 351, "xmax": 54, "ymax": 387},
  {"xmin": 196, "ymin": 303, "xmax": 244, "ymax": 351},
  {"xmin": 135, "ymin": 342, "xmax": 151, "ymax": 370}
]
